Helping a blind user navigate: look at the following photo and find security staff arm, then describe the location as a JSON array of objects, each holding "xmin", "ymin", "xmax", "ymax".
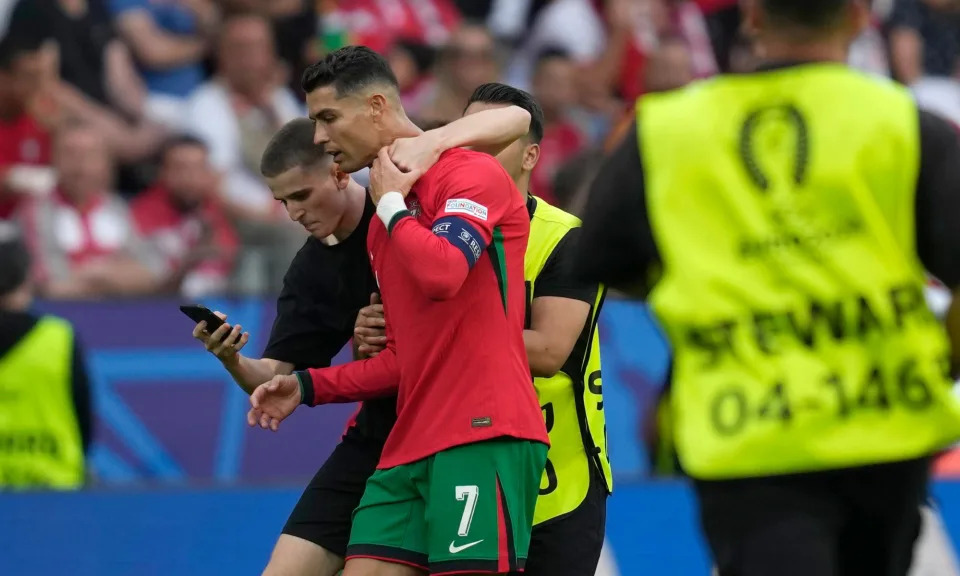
[
  {"xmin": 425, "ymin": 105, "xmax": 532, "ymax": 158},
  {"xmin": 526, "ymin": 229, "xmax": 600, "ymax": 377},
  {"xmin": 525, "ymin": 297, "xmax": 591, "ymax": 377}
]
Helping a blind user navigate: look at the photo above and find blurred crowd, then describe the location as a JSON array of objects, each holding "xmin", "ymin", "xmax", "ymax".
[{"xmin": 0, "ymin": 0, "xmax": 956, "ymax": 299}]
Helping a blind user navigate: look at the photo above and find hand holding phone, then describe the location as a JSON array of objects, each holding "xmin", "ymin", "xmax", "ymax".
[{"xmin": 181, "ymin": 304, "xmax": 249, "ymax": 365}]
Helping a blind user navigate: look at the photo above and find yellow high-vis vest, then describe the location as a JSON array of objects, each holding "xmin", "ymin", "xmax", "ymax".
[
  {"xmin": 0, "ymin": 316, "xmax": 84, "ymax": 489},
  {"xmin": 640, "ymin": 63, "xmax": 960, "ymax": 480},
  {"xmin": 525, "ymin": 196, "xmax": 611, "ymax": 524}
]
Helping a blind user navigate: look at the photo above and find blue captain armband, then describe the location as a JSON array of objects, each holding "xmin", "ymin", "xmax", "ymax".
[{"xmin": 431, "ymin": 216, "xmax": 487, "ymax": 268}]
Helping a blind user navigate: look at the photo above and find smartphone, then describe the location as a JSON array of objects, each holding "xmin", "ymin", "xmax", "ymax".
[{"xmin": 179, "ymin": 304, "xmax": 226, "ymax": 333}]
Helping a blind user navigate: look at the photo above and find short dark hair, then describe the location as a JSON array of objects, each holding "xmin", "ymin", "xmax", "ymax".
[
  {"xmin": 0, "ymin": 222, "xmax": 30, "ymax": 298},
  {"xmin": 466, "ymin": 83, "xmax": 544, "ymax": 144},
  {"xmin": 762, "ymin": 0, "xmax": 850, "ymax": 29},
  {"xmin": 260, "ymin": 118, "xmax": 330, "ymax": 178},
  {"xmin": 301, "ymin": 45, "xmax": 399, "ymax": 97},
  {"xmin": 160, "ymin": 134, "xmax": 207, "ymax": 162}
]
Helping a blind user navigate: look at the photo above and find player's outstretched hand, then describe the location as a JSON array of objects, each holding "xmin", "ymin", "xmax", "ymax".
[
  {"xmin": 388, "ymin": 131, "xmax": 443, "ymax": 175},
  {"xmin": 248, "ymin": 374, "xmax": 301, "ymax": 431},
  {"xmin": 191, "ymin": 311, "xmax": 249, "ymax": 367},
  {"xmin": 369, "ymin": 147, "xmax": 424, "ymax": 204},
  {"xmin": 355, "ymin": 292, "xmax": 387, "ymax": 359}
]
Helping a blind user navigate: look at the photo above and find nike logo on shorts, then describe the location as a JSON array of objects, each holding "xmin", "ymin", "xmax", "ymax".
[{"xmin": 448, "ymin": 539, "xmax": 484, "ymax": 554}]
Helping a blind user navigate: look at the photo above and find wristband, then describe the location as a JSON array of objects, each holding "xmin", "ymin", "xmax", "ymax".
[
  {"xmin": 376, "ymin": 191, "xmax": 412, "ymax": 234},
  {"xmin": 294, "ymin": 371, "xmax": 315, "ymax": 406}
]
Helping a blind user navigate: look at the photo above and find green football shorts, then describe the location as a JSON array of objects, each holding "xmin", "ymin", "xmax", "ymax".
[{"xmin": 346, "ymin": 438, "xmax": 548, "ymax": 575}]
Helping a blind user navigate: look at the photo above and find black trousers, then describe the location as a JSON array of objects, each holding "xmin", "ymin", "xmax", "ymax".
[{"xmin": 696, "ymin": 458, "xmax": 931, "ymax": 576}]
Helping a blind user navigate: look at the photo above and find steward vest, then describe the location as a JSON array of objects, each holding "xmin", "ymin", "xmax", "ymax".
[
  {"xmin": 640, "ymin": 63, "xmax": 960, "ymax": 479},
  {"xmin": 525, "ymin": 196, "xmax": 612, "ymax": 524},
  {"xmin": 0, "ymin": 316, "xmax": 84, "ymax": 489}
]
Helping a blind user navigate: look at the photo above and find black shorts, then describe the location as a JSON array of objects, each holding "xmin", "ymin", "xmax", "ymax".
[
  {"xmin": 281, "ymin": 434, "xmax": 383, "ymax": 557},
  {"xmin": 695, "ymin": 457, "xmax": 931, "ymax": 576},
  {"xmin": 517, "ymin": 467, "xmax": 608, "ymax": 576}
]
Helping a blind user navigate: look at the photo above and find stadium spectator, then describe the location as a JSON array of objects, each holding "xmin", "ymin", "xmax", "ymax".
[
  {"xmin": 530, "ymin": 48, "xmax": 587, "ymax": 205},
  {"xmin": 6, "ymin": 0, "xmax": 167, "ymax": 167},
  {"xmin": 314, "ymin": 0, "xmax": 461, "ymax": 56},
  {"xmin": 0, "ymin": 36, "xmax": 56, "ymax": 221},
  {"xmin": 643, "ymin": 34, "xmax": 695, "ymax": 92},
  {"xmin": 0, "ymin": 221, "xmax": 92, "ymax": 489},
  {"xmin": 667, "ymin": 0, "xmax": 717, "ymax": 79},
  {"xmin": 268, "ymin": 0, "xmax": 318, "ymax": 97},
  {"xmin": 695, "ymin": 0, "xmax": 739, "ymax": 71},
  {"xmin": 483, "ymin": 0, "xmax": 554, "ymax": 44},
  {"xmin": 506, "ymin": 0, "xmax": 607, "ymax": 91},
  {"xmin": 889, "ymin": 0, "xmax": 960, "ymax": 124},
  {"xmin": 581, "ymin": 0, "xmax": 711, "ymax": 103},
  {"xmin": 418, "ymin": 21, "xmax": 501, "ymax": 126},
  {"xmin": 185, "ymin": 13, "xmax": 305, "ymax": 294},
  {"xmin": 848, "ymin": 0, "xmax": 891, "ymax": 77},
  {"xmin": 888, "ymin": 0, "xmax": 960, "ymax": 85},
  {"xmin": 19, "ymin": 122, "xmax": 165, "ymax": 299},
  {"xmin": 109, "ymin": 0, "xmax": 219, "ymax": 131},
  {"xmin": 386, "ymin": 39, "xmax": 438, "ymax": 121},
  {"xmin": 8, "ymin": 0, "xmax": 138, "ymax": 111},
  {"xmin": 218, "ymin": 0, "xmax": 316, "ymax": 96},
  {"xmin": 130, "ymin": 136, "xmax": 238, "ymax": 298}
]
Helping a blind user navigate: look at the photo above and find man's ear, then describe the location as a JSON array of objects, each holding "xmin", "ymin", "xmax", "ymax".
[
  {"xmin": 369, "ymin": 93, "xmax": 388, "ymax": 123},
  {"xmin": 332, "ymin": 163, "xmax": 350, "ymax": 189},
  {"xmin": 522, "ymin": 143, "xmax": 541, "ymax": 172}
]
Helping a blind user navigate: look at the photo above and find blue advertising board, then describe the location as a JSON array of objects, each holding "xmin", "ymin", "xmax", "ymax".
[{"xmin": 35, "ymin": 296, "xmax": 670, "ymax": 485}]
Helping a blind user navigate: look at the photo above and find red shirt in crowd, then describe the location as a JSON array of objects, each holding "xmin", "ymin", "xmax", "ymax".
[
  {"xmin": 329, "ymin": 0, "xmax": 461, "ymax": 53},
  {"xmin": 19, "ymin": 189, "xmax": 137, "ymax": 285},
  {"xmin": 130, "ymin": 185, "xmax": 239, "ymax": 289},
  {"xmin": 0, "ymin": 113, "xmax": 51, "ymax": 219},
  {"xmin": 301, "ymin": 149, "xmax": 548, "ymax": 469}
]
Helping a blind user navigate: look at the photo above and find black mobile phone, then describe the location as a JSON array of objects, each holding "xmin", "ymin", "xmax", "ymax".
[{"xmin": 179, "ymin": 304, "xmax": 226, "ymax": 333}]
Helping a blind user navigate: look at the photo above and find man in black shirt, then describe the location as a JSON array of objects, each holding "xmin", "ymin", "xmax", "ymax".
[
  {"xmin": 192, "ymin": 118, "xmax": 386, "ymax": 575},
  {"xmin": 572, "ymin": 2, "xmax": 960, "ymax": 575}
]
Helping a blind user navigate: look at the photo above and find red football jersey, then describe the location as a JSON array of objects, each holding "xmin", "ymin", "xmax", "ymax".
[{"xmin": 303, "ymin": 149, "xmax": 548, "ymax": 468}]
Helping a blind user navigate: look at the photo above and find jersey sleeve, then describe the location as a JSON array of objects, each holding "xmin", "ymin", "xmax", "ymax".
[
  {"xmin": 386, "ymin": 154, "xmax": 516, "ymax": 300},
  {"xmin": 297, "ymin": 324, "xmax": 400, "ymax": 406}
]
